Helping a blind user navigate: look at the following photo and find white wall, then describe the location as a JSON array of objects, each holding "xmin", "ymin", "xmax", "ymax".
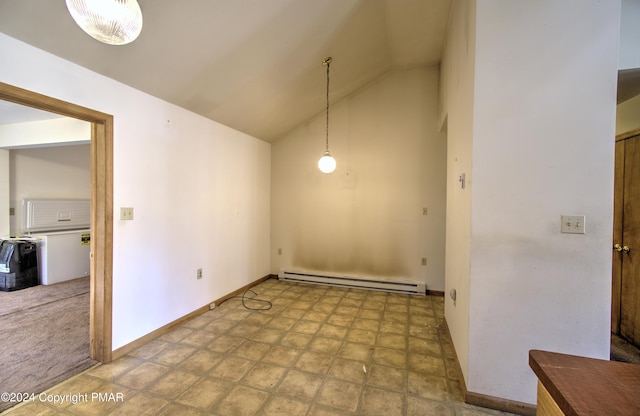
[
  {"xmin": 617, "ymin": 93, "xmax": 640, "ymax": 134},
  {"xmin": 9, "ymin": 144, "xmax": 90, "ymax": 235},
  {"xmin": 439, "ymin": 0, "xmax": 476, "ymax": 384},
  {"xmin": 0, "ymin": 117, "xmax": 90, "ymax": 235},
  {"xmin": 616, "ymin": 0, "xmax": 640, "ymax": 135},
  {"xmin": 0, "ymin": 33, "xmax": 271, "ymax": 350},
  {"xmin": 620, "ymin": 0, "xmax": 640, "ymax": 70},
  {"xmin": 441, "ymin": 0, "xmax": 620, "ymax": 405},
  {"xmin": 271, "ymin": 66, "xmax": 447, "ymax": 291}
]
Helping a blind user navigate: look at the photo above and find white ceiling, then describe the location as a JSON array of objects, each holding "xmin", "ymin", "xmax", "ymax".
[
  {"xmin": 0, "ymin": 0, "xmax": 452, "ymax": 142},
  {"xmin": 0, "ymin": 100, "xmax": 64, "ymax": 125}
]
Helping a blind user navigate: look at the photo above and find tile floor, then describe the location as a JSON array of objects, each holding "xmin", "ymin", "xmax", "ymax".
[{"xmin": 3, "ymin": 279, "xmax": 517, "ymax": 415}]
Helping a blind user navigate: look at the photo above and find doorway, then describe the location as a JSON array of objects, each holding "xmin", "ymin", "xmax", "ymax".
[
  {"xmin": 0, "ymin": 81, "xmax": 113, "ymax": 363},
  {"xmin": 612, "ymin": 128, "xmax": 640, "ymax": 349}
]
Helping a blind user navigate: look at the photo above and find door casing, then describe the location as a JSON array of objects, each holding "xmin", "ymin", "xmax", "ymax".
[{"xmin": 0, "ymin": 81, "xmax": 113, "ymax": 362}]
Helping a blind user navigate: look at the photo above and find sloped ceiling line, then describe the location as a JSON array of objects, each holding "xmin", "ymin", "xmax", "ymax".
[{"xmin": 0, "ymin": 0, "xmax": 452, "ymax": 142}]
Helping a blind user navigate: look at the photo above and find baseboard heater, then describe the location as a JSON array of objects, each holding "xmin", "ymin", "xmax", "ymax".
[{"xmin": 278, "ymin": 269, "xmax": 426, "ymax": 295}]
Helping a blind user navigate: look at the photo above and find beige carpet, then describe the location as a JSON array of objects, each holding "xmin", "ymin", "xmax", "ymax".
[
  {"xmin": 0, "ymin": 277, "xmax": 90, "ymax": 317},
  {"xmin": 0, "ymin": 278, "xmax": 98, "ymax": 412}
]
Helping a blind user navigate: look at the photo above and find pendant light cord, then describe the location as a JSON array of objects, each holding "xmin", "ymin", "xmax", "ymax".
[{"xmin": 324, "ymin": 57, "xmax": 331, "ymax": 153}]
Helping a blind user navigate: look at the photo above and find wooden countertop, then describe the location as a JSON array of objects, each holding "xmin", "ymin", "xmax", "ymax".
[{"xmin": 529, "ymin": 349, "xmax": 640, "ymax": 416}]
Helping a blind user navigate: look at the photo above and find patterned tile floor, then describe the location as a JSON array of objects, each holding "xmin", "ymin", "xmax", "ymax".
[{"xmin": 2, "ymin": 279, "xmax": 517, "ymax": 415}]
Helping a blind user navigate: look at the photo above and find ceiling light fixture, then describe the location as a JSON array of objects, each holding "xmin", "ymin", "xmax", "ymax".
[
  {"xmin": 318, "ymin": 57, "xmax": 336, "ymax": 174},
  {"xmin": 65, "ymin": 0, "xmax": 143, "ymax": 45}
]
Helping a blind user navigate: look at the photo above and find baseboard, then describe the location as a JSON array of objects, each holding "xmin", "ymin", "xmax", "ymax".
[
  {"xmin": 441, "ymin": 318, "xmax": 469, "ymax": 397},
  {"xmin": 112, "ymin": 274, "xmax": 272, "ymax": 360},
  {"xmin": 208, "ymin": 274, "xmax": 273, "ymax": 308},
  {"xmin": 441, "ymin": 319, "xmax": 537, "ymax": 416},
  {"xmin": 466, "ymin": 391, "xmax": 536, "ymax": 416},
  {"xmin": 112, "ymin": 304, "xmax": 209, "ymax": 360}
]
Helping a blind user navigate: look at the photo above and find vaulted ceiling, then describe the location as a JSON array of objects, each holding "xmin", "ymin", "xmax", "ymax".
[{"xmin": 0, "ymin": 0, "xmax": 452, "ymax": 142}]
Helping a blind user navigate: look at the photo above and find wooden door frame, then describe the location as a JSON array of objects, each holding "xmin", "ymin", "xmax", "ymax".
[
  {"xmin": 612, "ymin": 137, "xmax": 624, "ymax": 334},
  {"xmin": 0, "ymin": 81, "xmax": 113, "ymax": 363}
]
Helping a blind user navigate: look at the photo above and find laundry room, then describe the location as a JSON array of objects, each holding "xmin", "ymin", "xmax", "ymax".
[{"xmin": 0, "ymin": 109, "xmax": 91, "ymax": 289}]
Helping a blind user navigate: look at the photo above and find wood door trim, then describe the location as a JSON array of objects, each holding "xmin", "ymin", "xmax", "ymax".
[
  {"xmin": 0, "ymin": 81, "xmax": 113, "ymax": 363},
  {"xmin": 617, "ymin": 128, "xmax": 640, "ymax": 142},
  {"xmin": 612, "ymin": 140, "xmax": 625, "ymax": 334}
]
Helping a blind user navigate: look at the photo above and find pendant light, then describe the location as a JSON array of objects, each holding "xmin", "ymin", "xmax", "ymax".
[
  {"xmin": 318, "ymin": 57, "xmax": 337, "ymax": 174},
  {"xmin": 66, "ymin": 0, "xmax": 143, "ymax": 45}
]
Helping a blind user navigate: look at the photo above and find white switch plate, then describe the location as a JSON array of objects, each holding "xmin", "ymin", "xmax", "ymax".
[
  {"xmin": 561, "ymin": 215, "xmax": 585, "ymax": 234},
  {"xmin": 120, "ymin": 207, "xmax": 134, "ymax": 221}
]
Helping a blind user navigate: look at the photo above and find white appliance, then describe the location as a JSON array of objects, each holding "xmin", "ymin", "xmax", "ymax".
[{"xmin": 23, "ymin": 198, "xmax": 91, "ymax": 285}]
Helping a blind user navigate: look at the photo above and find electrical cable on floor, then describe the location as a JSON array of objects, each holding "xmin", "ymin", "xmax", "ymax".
[
  {"xmin": 217, "ymin": 288, "xmax": 273, "ymax": 311},
  {"xmin": 241, "ymin": 289, "xmax": 273, "ymax": 310}
]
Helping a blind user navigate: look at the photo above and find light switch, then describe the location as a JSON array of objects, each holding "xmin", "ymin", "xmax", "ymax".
[
  {"xmin": 561, "ymin": 215, "xmax": 585, "ymax": 234},
  {"xmin": 120, "ymin": 207, "xmax": 134, "ymax": 221}
]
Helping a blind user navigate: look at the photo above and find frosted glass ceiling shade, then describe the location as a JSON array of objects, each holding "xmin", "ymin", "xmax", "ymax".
[
  {"xmin": 66, "ymin": 0, "xmax": 143, "ymax": 45},
  {"xmin": 318, "ymin": 151, "xmax": 336, "ymax": 174}
]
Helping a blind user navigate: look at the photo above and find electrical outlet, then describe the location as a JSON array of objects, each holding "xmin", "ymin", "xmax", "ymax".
[
  {"xmin": 422, "ymin": 207, "xmax": 428, "ymax": 216},
  {"xmin": 197, "ymin": 268, "xmax": 203, "ymax": 279},
  {"xmin": 421, "ymin": 257, "xmax": 427, "ymax": 266},
  {"xmin": 278, "ymin": 248, "xmax": 282, "ymax": 255}
]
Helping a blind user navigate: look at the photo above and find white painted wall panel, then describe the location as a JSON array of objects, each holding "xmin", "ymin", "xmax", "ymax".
[
  {"xmin": 620, "ymin": 0, "xmax": 640, "ymax": 70},
  {"xmin": 471, "ymin": 0, "xmax": 618, "ymax": 405},
  {"xmin": 617, "ymin": 93, "xmax": 640, "ymax": 134},
  {"xmin": 439, "ymin": 0, "xmax": 476, "ymax": 385},
  {"xmin": 441, "ymin": 0, "xmax": 619, "ymax": 406},
  {"xmin": 9, "ymin": 144, "xmax": 90, "ymax": 236},
  {"xmin": 271, "ymin": 66, "xmax": 447, "ymax": 291},
  {"xmin": 0, "ymin": 33, "xmax": 271, "ymax": 350}
]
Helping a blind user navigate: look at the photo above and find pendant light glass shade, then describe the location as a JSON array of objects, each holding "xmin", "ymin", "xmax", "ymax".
[
  {"xmin": 66, "ymin": 0, "xmax": 143, "ymax": 45},
  {"xmin": 318, "ymin": 151, "xmax": 336, "ymax": 174}
]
